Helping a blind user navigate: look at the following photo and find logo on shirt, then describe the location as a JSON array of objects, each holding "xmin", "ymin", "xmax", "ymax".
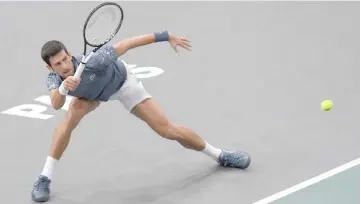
[{"xmin": 90, "ymin": 74, "xmax": 96, "ymax": 80}]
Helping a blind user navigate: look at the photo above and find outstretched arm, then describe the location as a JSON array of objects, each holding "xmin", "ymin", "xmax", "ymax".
[{"xmin": 112, "ymin": 31, "xmax": 192, "ymax": 56}]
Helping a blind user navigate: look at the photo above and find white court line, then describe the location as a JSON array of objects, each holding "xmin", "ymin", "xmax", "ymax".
[{"xmin": 253, "ymin": 158, "xmax": 360, "ymax": 204}]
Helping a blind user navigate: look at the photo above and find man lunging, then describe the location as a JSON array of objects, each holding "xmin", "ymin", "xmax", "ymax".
[{"xmin": 31, "ymin": 31, "xmax": 251, "ymax": 202}]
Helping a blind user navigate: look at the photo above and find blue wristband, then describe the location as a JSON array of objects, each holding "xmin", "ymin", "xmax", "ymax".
[{"xmin": 154, "ymin": 31, "xmax": 169, "ymax": 42}]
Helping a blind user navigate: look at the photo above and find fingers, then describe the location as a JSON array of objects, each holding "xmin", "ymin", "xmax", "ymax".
[
  {"xmin": 180, "ymin": 42, "xmax": 192, "ymax": 51},
  {"xmin": 180, "ymin": 37, "xmax": 192, "ymax": 50},
  {"xmin": 181, "ymin": 37, "xmax": 191, "ymax": 43},
  {"xmin": 170, "ymin": 36, "xmax": 192, "ymax": 55},
  {"xmin": 172, "ymin": 45, "xmax": 179, "ymax": 55},
  {"xmin": 68, "ymin": 78, "xmax": 80, "ymax": 87},
  {"xmin": 64, "ymin": 83, "xmax": 76, "ymax": 91},
  {"xmin": 182, "ymin": 41, "xmax": 192, "ymax": 49},
  {"xmin": 64, "ymin": 77, "xmax": 81, "ymax": 91}
]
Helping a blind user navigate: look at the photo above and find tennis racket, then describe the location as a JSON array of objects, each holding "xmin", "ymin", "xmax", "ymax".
[{"xmin": 59, "ymin": 2, "xmax": 124, "ymax": 95}]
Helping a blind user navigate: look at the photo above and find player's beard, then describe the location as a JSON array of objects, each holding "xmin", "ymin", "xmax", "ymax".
[{"xmin": 62, "ymin": 65, "xmax": 74, "ymax": 78}]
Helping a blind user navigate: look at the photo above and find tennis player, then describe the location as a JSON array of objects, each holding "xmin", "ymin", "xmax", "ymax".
[{"xmin": 31, "ymin": 31, "xmax": 251, "ymax": 202}]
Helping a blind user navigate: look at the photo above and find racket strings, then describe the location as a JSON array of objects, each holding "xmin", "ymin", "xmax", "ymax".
[{"xmin": 85, "ymin": 5, "xmax": 123, "ymax": 46}]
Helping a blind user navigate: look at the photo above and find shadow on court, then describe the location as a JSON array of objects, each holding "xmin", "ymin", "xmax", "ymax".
[{"xmin": 55, "ymin": 165, "xmax": 250, "ymax": 204}]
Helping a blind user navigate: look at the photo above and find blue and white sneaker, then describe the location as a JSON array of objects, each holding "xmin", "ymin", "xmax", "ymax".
[
  {"xmin": 218, "ymin": 150, "xmax": 251, "ymax": 169},
  {"xmin": 31, "ymin": 175, "xmax": 51, "ymax": 202}
]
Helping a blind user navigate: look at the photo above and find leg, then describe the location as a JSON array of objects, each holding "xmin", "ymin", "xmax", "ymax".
[
  {"xmin": 131, "ymin": 98, "xmax": 207, "ymax": 151},
  {"xmin": 31, "ymin": 97, "xmax": 99, "ymax": 203},
  {"xmin": 110, "ymin": 70, "xmax": 207, "ymax": 151},
  {"xmin": 47, "ymin": 98, "xmax": 99, "ymax": 160},
  {"xmin": 112, "ymin": 70, "xmax": 251, "ymax": 169},
  {"xmin": 131, "ymin": 98, "xmax": 251, "ymax": 168}
]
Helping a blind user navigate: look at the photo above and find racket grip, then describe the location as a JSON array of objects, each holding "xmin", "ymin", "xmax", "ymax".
[
  {"xmin": 73, "ymin": 52, "xmax": 93, "ymax": 78},
  {"xmin": 58, "ymin": 53, "xmax": 92, "ymax": 96},
  {"xmin": 74, "ymin": 63, "xmax": 86, "ymax": 78}
]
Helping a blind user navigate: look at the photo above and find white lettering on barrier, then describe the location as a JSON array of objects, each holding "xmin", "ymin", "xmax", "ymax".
[{"xmin": 1, "ymin": 61, "xmax": 164, "ymax": 119}]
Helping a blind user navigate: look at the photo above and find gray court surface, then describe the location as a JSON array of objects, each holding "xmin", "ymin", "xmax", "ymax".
[{"xmin": 0, "ymin": 1, "xmax": 359, "ymax": 204}]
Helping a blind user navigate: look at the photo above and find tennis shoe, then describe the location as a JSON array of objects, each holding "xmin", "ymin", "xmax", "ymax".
[
  {"xmin": 31, "ymin": 175, "xmax": 51, "ymax": 202},
  {"xmin": 218, "ymin": 149, "xmax": 251, "ymax": 169}
]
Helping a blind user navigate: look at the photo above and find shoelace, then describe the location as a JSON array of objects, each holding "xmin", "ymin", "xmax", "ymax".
[
  {"xmin": 220, "ymin": 151, "xmax": 243, "ymax": 167},
  {"xmin": 34, "ymin": 178, "xmax": 49, "ymax": 191}
]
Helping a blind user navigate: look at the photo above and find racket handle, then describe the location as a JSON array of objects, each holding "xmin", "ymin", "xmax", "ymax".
[
  {"xmin": 74, "ymin": 52, "xmax": 94, "ymax": 78},
  {"xmin": 74, "ymin": 63, "xmax": 86, "ymax": 78},
  {"xmin": 58, "ymin": 53, "xmax": 93, "ymax": 96},
  {"xmin": 58, "ymin": 63, "xmax": 85, "ymax": 96}
]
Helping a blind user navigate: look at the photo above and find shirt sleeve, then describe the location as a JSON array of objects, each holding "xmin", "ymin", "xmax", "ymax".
[
  {"xmin": 85, "ymin": 44, "xmax": 118, "ymax": 71},
  {"xmin": 46, "ymin": 72, "xmax": 62, "ymax": 91}
]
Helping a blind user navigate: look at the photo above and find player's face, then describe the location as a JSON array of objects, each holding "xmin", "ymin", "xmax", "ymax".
[{"xmin": 48, "ymin": 50, "xmax": 74, "ymax": 79}]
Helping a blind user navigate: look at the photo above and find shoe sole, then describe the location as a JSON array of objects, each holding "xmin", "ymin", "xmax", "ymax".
[{"xmin": 32, "ymin": 194, "xmax": 49, "ymax": 203}]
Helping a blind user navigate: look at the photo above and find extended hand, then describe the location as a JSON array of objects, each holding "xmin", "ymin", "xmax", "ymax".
[{"xmin": 168, "ymin": 33, "xmax": 192, "ymax": 55}]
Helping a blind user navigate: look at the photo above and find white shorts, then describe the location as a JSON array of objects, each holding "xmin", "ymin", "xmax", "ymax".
[{"xmin": 108, "ymin": 69, "xmax": 152, "ymax": 112}]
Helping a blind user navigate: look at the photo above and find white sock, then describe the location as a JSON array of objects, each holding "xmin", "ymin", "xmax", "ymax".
[
  {"xmin": 202, "ymin": 141, "xmax": 222, "ymax": 161},
  {"xmin": 41, "ymin": 156, "xmax": 58, "ymax": 180}
]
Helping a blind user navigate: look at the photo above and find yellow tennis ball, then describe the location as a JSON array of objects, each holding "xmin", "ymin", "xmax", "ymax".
[{"xmin": 321, "ymin": 100, "xmax": 333, "ymax": 111}]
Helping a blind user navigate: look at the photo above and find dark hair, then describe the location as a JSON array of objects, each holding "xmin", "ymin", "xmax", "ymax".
[{"xmin": 41, "ymin": 40, "xmax": 69, "ymax": 66}]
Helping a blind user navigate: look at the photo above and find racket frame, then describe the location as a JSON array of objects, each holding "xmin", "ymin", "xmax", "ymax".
[{"xmin": 58, "ymin": 2, "xmax": 123, "ymax": 96}]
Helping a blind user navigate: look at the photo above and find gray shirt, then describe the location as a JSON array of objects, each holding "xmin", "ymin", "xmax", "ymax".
[{"xmin": 46, "ymin": 45, "xmax": 127, "ymax": 101}]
